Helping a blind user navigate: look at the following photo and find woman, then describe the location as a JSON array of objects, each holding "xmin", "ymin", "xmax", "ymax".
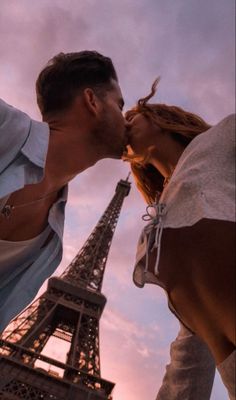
[{"xmin": 124, "ymin": 79, "xmax": 235, "ymax": 399}]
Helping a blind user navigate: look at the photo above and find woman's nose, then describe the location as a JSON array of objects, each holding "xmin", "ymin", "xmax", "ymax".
[{"xmin": 125, "ymin": 119, "xmax": 132, "ymax": 130}]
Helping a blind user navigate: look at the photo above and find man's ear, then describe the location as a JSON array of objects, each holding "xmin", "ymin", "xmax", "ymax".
[{"xmin": 83, "ymin": 88, "xmax": 102, "ymax": 116}]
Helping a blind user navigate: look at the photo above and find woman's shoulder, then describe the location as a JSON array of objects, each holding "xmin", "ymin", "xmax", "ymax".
[
  {"xmin": 180, "ymin": 113, "xmax": 235, "ymax": 160},
  {"xmin": 216, "ymin": 113, "xmax": 235, "ymax": 127},
  {"xmin": 207, "ymin": 113, "xmax": 235, "ymax": 138}
]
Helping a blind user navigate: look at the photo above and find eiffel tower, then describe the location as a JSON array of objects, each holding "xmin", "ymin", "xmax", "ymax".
[{"xmin": 0, "ymin": 176, "xmax": 131, "ymax": 400}]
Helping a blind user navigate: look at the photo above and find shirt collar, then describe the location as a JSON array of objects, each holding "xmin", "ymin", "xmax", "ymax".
[{"xmin": 21, "ymin": 119, "xmax": 50, "ymax": 169}]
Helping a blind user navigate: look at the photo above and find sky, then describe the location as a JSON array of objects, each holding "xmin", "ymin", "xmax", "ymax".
[{"xmin": 0, "ymin": 0, "xmax": 235, "ymax": 399}]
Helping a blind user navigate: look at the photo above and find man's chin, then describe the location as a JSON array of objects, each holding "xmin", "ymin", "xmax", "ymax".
[
  {"xmin": 108, "ymin": 151, "xmax": 123, "ymax": 160},
  {"xmin": 105, "ymin": 146, "xmax": 124, "ymax": 160}
]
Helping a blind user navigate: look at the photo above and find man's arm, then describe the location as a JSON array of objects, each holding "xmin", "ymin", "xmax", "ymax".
[{"xmin": 0, "ymin": 99, "xmax": 32, "ymax": 171}]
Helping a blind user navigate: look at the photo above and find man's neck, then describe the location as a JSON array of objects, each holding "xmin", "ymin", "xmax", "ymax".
[{"xmin": 43, "ymin": 125, "xmax": 101, "ymax": 192}]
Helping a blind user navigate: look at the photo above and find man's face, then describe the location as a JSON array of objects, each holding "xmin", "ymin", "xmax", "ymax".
[{"xmin": 92, "ymin": 79, "xmax": 128, "ymax": 158}]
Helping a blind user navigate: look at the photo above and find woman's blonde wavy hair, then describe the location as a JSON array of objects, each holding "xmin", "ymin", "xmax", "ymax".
[{"xmin": 124, "ymin": 78, "xmax": 211, "ymax": 204}]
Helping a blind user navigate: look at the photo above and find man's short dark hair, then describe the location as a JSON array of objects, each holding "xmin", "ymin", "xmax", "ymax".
[{"xmin": 36, "ymin": 51, "xmax": 118, "ymax": 115}]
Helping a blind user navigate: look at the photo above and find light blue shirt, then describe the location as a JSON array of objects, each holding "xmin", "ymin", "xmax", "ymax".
[{"xmin": 0, "ymin": 99, "xmax": 68, "ymax": 331}]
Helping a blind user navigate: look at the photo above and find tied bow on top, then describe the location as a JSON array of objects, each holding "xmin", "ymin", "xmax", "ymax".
[{"xmin": 141, "ymin": 202, "xmax": 167, "ymax": 277}]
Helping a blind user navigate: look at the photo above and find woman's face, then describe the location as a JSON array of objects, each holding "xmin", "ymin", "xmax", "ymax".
[{"xmin": 126, "ymin": 112, "xmax": 158, "ymax": 157}]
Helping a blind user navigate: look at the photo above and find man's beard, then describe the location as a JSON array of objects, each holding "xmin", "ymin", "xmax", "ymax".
[{"xmin": 90, "ymin": 112, "xmax": 124, "ymax": 159}]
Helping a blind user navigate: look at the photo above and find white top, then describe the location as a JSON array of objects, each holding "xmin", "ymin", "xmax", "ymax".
[{"xmin": 133, "ymin": 114, "xmax": 235, "ymax": 288}]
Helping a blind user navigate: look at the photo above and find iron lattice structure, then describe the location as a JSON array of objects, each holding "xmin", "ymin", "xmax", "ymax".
[{"xmin": 0, "ymin": 177, "xmax": 131, "ymax": 400}]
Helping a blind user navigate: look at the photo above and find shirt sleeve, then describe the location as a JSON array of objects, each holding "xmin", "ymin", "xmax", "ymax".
[{"xmin": 0, "ymin": 99, "xmax": 31, "ymax": 173}]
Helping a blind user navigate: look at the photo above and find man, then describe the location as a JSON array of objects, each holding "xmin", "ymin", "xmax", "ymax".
[{"xmin": 0, "ymin": 51, "xmax": 127, "ymax": 331}]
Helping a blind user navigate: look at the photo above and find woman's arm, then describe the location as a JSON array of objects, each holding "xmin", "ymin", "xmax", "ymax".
[
  {"xmin": 157, "ymin": 323, "xmax": 215, "ymax": 400},
  {"xmin": 154, "ymin": 218, "xmax": 236, "ymax": 364}
]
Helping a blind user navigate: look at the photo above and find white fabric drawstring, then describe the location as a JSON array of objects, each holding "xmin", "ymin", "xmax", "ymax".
[
  {"xmin": 141, "ymin": 202, "xmax": 166, "ymax": 276},
  {"xmin": 153, "ymin": 218, "xmax": 164, "ymax": 275}
]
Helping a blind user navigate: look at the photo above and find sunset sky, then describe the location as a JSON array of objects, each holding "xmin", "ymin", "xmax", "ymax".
[{"xmin": 0, "ymin": 0, "xmax": 235, "ymax": 399}]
